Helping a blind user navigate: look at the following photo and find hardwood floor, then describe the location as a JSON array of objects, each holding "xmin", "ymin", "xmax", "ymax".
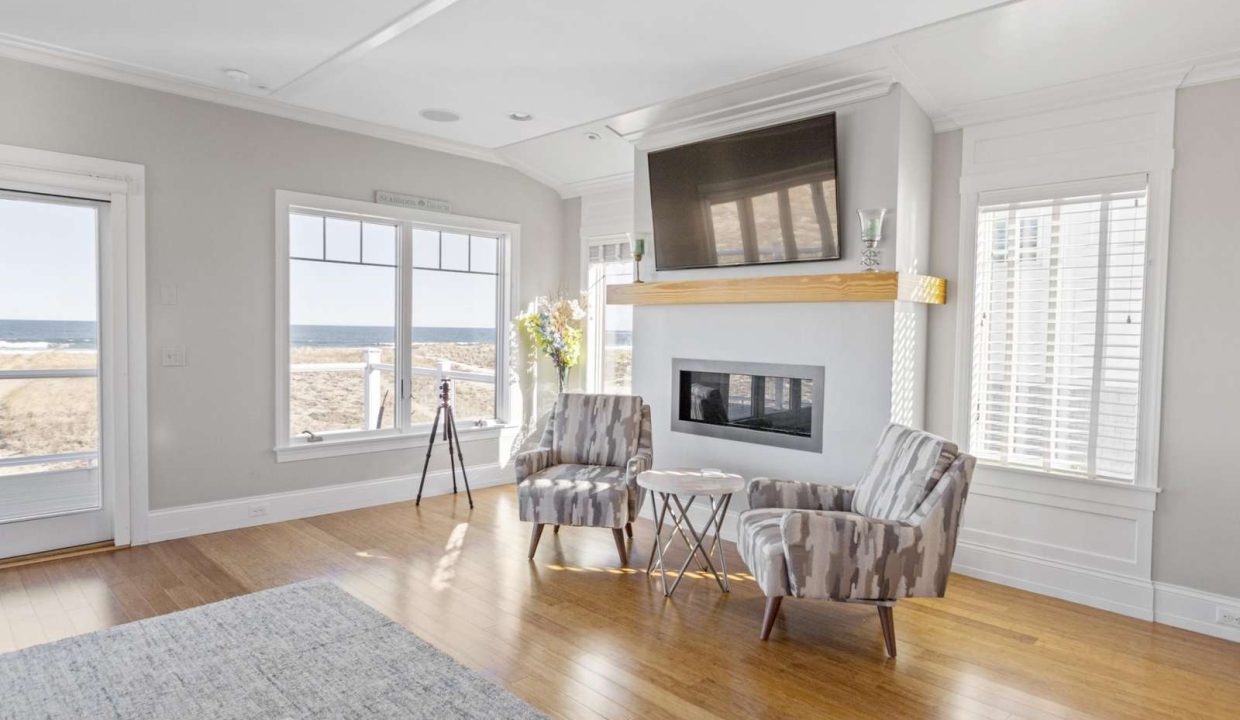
[{"xmin": 2, "ymin": 486, "xmax": 1237, "ymax": 719}]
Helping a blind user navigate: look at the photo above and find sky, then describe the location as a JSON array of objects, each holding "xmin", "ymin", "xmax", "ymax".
[
  {"xmin": 0, "ymin": 196, "xmax": 495, "ymax": 329},
  {"xmin": 0, "ymin": 196, "xmax": 98, "ymax": 321},
  {"xmin": 289, "ymin": 217, "xmax": 497, "ymax": 329}
]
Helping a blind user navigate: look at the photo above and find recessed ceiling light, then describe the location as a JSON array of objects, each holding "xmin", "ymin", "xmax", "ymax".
[
  {"xmin": 420, "ymin": 109, "xmax": 461, "ymax": 123},
  {"xmin": 508, "ymin": 112, "xmax": 533, "ymax": 122},
  {"xmin": 584, "ymin": 132, "xmax": 601, "ymax": 141},
  {"xmin": 222, "ymin": 68, "xmax": 250, "ymax": 85}
]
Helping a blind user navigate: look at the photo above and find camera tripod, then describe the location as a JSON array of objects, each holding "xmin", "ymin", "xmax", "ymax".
[{"xmin": 415, "ymin": 378, "xmax": 474, "ymax": 509}]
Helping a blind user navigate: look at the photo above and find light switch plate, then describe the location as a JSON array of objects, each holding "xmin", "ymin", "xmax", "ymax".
[
  {"xmin": 159, "ymin": 282, "xmax": 177, "ymax": 306},
  {"xmin": 161, "ymin": 346, "xmax": 186, "ymax": 367}
]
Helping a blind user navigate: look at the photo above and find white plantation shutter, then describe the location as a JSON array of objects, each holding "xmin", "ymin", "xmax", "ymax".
[
  {"xmin": 969, "ymin": 175, "xmax": 1149, "ymax": 482},
  {"xmin": 587, "ymin": 240, "xmax": 631, "ymax": 264}
]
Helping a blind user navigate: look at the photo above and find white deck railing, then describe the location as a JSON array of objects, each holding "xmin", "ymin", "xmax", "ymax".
[{"xmin": 290, "ymin": 348, "xmax": 495, "ymax": 430}]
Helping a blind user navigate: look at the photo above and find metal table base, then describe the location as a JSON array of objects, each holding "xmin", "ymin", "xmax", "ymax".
[{"xmin": 646, "ymin": 490, "xmax": 734, "ymax": 597}]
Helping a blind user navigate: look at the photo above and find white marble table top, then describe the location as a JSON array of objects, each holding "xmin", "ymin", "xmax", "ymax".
[{"xmin": 637, "ymin": 468, "xmax": 747, "ymax": 496}]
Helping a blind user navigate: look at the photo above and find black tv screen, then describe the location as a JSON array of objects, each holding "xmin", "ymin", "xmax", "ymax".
[{"xmin": 648, "ymin": 112, "xmax": 840, "ymax": 271}]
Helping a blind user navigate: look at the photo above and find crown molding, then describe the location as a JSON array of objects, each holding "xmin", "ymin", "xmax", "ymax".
[
  {"xmin": 931, "ymin": 48, "xmax": 1240, "ymax": 132},
  {"xmin": 931, "ymin": 61, "xmax": 1191, "ymax": 132},
  {"xmin": 0, "ymin": 33, "xmax": 505, "ymax": 166},
  {"xmin": 559, "ymin": 172, "xmax": 634, "ymax": 199},
  {"xmin": 618, "ymin": 70, "xmax": 894, "ymax": 152},
  {"xmin": 1180, "ymin": 48, "xmax": 1240, "ymax": 89}
]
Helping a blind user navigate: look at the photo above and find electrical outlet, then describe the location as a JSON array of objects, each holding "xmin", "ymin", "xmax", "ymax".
[
  {"xmin": 1218, "ymin": 608, "xmax": 1240, "ymax": 629},
  {"xmin": 247, "ymin": 502, "xmax": 271, "ymax": 519}
]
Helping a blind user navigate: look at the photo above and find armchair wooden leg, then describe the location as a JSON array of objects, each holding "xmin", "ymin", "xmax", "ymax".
[
  {"xmin": 625, "ymin": 522, "xmax": 633, "ymax": 538},
  {"xmin": 611, "ymin": 528, "xmax": 629, "ymax": 566},
  {"xmin": 528, "ymin": 524, "xmax": 545, "ymax": 560},
  {"xmin": 877, "ymin": 605, "xmax": 897, "ymax": 658},
  {"xmin": 553, "ymin": 524, "xmax": 560, "ymax": 534},
  {"xmin": 760, "ymin": 596, "xmax": 783, "ymax": 640}
]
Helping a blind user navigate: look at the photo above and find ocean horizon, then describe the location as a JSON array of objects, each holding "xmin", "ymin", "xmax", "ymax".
[{"xmin": 0, "ymin": 319, "xmax": 631, "ymax": 350}]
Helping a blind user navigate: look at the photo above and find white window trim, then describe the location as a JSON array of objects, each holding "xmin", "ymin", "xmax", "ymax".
[
  {"xmin": 274, "ymin": 190, "xmax": 519, "ymax": 463},
  {"xmin": 950, "ymin": 97, "xmax": 1174, "ymax": 495},
  {"xmin": 0, "ymin": 143, "xmax": 149, "ymax": 544}
]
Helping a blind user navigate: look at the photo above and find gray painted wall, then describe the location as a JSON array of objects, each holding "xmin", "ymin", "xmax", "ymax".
[
  {"xmin": 925, "ymin": 81, "xmax": 1240, "ymax": 598},
  {"xmin": 925, "ymin": 130, "xmax": 963, "ymax": 440},
  {"xmin": 1154, "ymin": 79, "xmax": 1240, "ymax": 597},
  {"xmin": 0, "ymin": 57, "xmax": 565, "ymax": 510}
]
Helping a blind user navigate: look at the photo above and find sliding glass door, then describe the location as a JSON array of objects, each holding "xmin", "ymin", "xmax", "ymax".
[{"xmin": 0, "ymin": 189, "xmax": 112, "ymax": 559}]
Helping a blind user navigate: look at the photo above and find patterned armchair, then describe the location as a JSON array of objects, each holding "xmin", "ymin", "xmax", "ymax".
[
  {"xmin": 736, "ymin": 424, "xmax": 975, "ymax": 657},
  {"xmin": 516, "ymin": 393, "xmax": 652, "ymax": 565}
]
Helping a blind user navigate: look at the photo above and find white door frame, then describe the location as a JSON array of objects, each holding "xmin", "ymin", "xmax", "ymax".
[{"xmin": 0, "ymin": 144, "xmax": 149, "ymax": 547}]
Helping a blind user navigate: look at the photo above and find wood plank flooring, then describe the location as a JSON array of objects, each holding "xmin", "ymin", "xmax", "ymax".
[{"xmin": 1, "ymin": 486, "xmax": 1237, "ymax": 719}]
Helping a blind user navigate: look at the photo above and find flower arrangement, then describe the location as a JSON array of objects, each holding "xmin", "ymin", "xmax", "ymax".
[{"xmin": 517, "ymin": 294, "xmax": 587, "ymax": 393}]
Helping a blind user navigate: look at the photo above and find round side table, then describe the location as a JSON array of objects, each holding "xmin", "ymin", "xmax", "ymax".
[{"xmin": 637, "ymin": 468, "xmax": 746, "ymax": 597}]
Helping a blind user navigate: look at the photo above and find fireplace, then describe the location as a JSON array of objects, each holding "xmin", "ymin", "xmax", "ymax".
[{"xmin": 671, "ymin": 358, "xmax": 825, "ymax": 452}]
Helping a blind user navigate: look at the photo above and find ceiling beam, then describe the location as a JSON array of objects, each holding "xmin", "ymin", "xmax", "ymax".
[{"xmin": 272, "ymin": 0, "xmax": 464, "ymax": 100}]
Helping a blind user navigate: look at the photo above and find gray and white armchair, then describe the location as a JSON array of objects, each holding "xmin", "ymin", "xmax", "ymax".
[
  {"xmin": 516, "ymin": 393, "xmax": 652, "ymax": 565},
  {"xmin": 737, "ymin": 423, "xmax": 975, "ymax": 657}
]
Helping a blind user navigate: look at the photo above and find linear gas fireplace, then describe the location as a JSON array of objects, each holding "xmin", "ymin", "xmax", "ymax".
[{"xmin": 672, "ymin": 358, "xmax": 825, "ymax": 452}]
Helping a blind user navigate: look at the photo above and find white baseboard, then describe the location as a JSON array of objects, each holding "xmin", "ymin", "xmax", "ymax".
[
  {"xmin": 1153, "ymin": 582, "xmax": 1240, "ymax": 643},
  {"xmin": 952, "ymin": 540, "xmax": 1155, "ymax": 620},
  {"xmin": 146, "ymin": 463, "xmax": 507, "ymax": 543}
]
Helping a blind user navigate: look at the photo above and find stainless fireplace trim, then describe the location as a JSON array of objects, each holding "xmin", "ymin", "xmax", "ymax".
[{"xmin": 671, "ymin": 358, "xmax": 825, "ymax": 453}]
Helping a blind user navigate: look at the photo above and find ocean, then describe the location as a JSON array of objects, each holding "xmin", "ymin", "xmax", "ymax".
[
  {"xmin": 0, "ymin": 320, "xmax": 626, "ymax": 350},
  {"xmin": 0, "ymin": 319, "xmax": 97, "ymax": 350}
]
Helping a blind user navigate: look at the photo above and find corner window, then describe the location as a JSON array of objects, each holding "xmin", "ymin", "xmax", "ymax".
[
  {"xmin": 276, "ymin": 191, "xmax": 514, "ymax": 460},
  {"xmin": 969, "ymin": 176, "xmax": 1149, "ymax": 482}
]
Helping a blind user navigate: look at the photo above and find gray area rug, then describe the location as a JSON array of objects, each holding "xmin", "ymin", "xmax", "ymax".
[{"xmin": 0, "ymin": 580, "xmax": 546, "ymax": 719}]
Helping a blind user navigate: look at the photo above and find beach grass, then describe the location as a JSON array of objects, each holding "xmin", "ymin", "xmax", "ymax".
[{"xmin": 1, "ymin": 342, "xmax": 631, "ymax": 475}]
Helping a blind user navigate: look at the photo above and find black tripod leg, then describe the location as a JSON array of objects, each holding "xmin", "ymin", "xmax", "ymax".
[
  {"xmin": 415, "ymin": 405, "xmax": 442, "ymax": 506},
  {"xmin": 447, "ymin": 413, "xmax": 459, "ymax": 494},
  {"xmin": 446, "ymin": 407, "xmax": 474, "ymax": 509}
]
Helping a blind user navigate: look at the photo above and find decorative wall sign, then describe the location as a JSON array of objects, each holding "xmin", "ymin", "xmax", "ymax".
[{"xmin": 375, "ymin": 190, "xmax": 452, "ymax": 213}]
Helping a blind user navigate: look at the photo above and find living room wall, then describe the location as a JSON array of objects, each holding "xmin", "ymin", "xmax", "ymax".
[
  {"xmin": 0, "ymin": 56, "xmax": 565, "ymax": 512},
  {"xmin": 925, "ymin": 79, "xmax": 1240, "ymax": 605}
]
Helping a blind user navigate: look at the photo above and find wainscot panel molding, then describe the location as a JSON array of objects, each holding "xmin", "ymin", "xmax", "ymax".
[
  {"xmin": 948, "ymin": 92, "xmax": 1176, "ymax": 625},
  {"xmin": 147, "ymin": 464, "xmax": 506, "ymax": 542}
]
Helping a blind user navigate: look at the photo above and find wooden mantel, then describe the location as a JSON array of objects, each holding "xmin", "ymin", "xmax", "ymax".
[{"xmin": 606, "ymin": 271, "xmax": 947, "ymax": 306}]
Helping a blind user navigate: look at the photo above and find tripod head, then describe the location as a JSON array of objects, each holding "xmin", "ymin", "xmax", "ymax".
[{"xmin": 437, "ymin": 377, "xmax": 453, "ymax": 408}]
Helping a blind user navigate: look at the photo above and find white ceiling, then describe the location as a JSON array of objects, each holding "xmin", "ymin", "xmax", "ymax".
[
  {"xmin": 0, "ymin": 0, "xmax": 1004, "ymax": 146},
  {"xmin": 2, "ymin": 0, "xmax": 1239, "ymax": 195}
]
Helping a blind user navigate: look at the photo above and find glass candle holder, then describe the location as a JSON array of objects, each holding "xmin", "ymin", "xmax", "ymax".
[
  {"xmin": 631, "ymin": 233, "xmax": 647, "ymax": 283},
  {"xmin": 857, "ymin": 208, "xmax": 887, "ymax": 272}
]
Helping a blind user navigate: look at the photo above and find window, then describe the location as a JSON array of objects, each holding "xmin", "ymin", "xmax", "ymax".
[
  {"xmin": 968, "ymin": 176, "xmax": 1149, "ymax": 482},
  {"xmin": 0, "ymin": 192, "xmax": 102, "ymax": 492},
  {"xmin": 276, "ymin": 191, "xmax": 513, "ymax": 459},
  {"xmin": 411, "ymin": 228, "xmax": 499, "ymax": 423},
  {"xmin": 584, "ymin": 239, "xmax": 633, "ymax": 394}
]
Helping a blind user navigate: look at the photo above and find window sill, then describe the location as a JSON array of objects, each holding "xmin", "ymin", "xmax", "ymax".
[
  {"xmin": 274, "ymin": 423, "xmax": 510, "ymax": 463},
  {"xmin": 972, "ymin": 460, "xmax": 1160, "ymax": 511}
]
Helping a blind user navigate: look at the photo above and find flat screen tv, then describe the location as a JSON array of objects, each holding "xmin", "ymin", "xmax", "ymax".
[{"xmin": 648, "ymin": 112, "xmax": 840, "ymax": 271}]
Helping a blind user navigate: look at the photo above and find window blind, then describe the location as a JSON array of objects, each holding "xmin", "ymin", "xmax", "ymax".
[
  {"xmin": 969, "ymin": 175, "xmax": 1149, "ymax": 482},
  {"xmin": 588, "ymin": 240, "xmax": 631, "ymax": 264}
]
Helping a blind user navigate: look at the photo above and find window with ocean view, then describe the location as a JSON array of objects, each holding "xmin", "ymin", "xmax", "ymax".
[
  {"xmin": 411, "ymin": 228, "xmax": 498, "ymax": 423},
  {"xmin": 0, "ymin": 192, "xmax": 101, "ymax": 500},
  {"xmin": 585, "ymin": 239, "xmax": 633, "ymax": 394},
  {"xmin": 290, "ymin": 214, "xmax": 398, "ymax": 436},
  {"xmin": 278, "ymin": 192, "xmax": 511, "ymax": 456}
]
